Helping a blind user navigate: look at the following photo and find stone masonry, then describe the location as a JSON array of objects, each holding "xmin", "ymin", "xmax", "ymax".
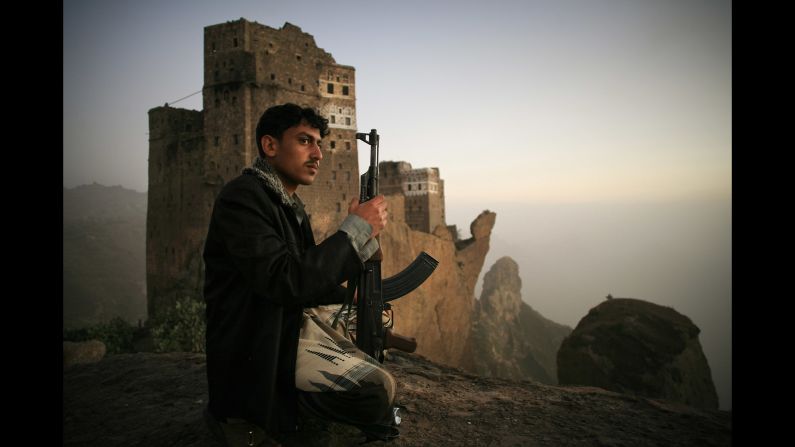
[{"xmin": 379, "ymin": 161, "xmax": 446, "ymax": 233}]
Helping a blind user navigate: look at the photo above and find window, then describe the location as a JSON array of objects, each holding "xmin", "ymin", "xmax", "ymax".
[
  {"xmin": 345, "ymin": 117, "xmax": 351, "ymax": 125},
  {"xmin": 408, "ymin": 184, "xmax": 412, "ymax": 191},
  {"xmin": 332, "ymin": 171, "xmax": 337, "ymax": 180},
  {"xmin": 301, "ymin": 85, "xmax": 305, "ymax": 92},
  {"xmin": 288, "ymin": 78, "xmax": 292, "ymax": 85},
  {"xmin": 215, "ymin": 98, "xmax": 220, "ymax": 107},
  {"xmin": 342, "ymin": 86, "xmax": 349, "ymax": 96},
  {"xmin": 345, "ymin": 141, "xmax": 351, "ymax": 150},
  {"xmin": 233, "ymin": 134, "xmax": 239, "ymax": 145},
  {"xmin": 296, "ymin": 54, "xmax": 302, "ymax": 61},
  {"xmin": 233, "ymin": 38, "xmax": 238, "ymax": 47},
  {"xmin": 232, "ymin": 96, "xmax": 237, "ymax": 104},
  {"xmin": 343, "ymin": 75, "xmax": 349, "ymax": 82},
  {"xmin": 270, "ymin": 73, "xmax": 275, "ymax": 80},
  {"xmin": 330, "ymin": 115, "xmax": 336, "ymax": 124},
  {"xmin": 331, "ymin": 141, "xmax": 336, "ymax": 149},
  {"xmin": 214, "ymin": 136, "xmax": 219, "ymax": 146},
  {"xmin": 327, "ymin": 83, "xmax": 334, "ymax": 94}
]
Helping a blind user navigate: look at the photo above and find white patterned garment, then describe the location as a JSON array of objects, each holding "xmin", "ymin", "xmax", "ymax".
[{"xmin": 295, "ymin": 305, "xmax": 395, "ymax": 400}]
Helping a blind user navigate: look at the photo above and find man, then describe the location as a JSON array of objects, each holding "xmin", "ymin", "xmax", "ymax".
[{"xmin": 203, "ymin": 103, "xmax": 397, "ymax": 445}]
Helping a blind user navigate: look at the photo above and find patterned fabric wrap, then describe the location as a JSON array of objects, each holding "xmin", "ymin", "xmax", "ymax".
[{"xmin": 296, "ymin": 305, "xmax": 396, "ymax": 402}]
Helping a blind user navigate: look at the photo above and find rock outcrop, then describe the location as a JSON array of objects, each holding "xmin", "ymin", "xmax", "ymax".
[
  {"xmin": 63, "ymin": 340, "xmax": 107, "ymax": 369},
  {"xmin": 63, "ymin": 351, "xmax": 732, "ymax": 446},
  {"xmin": 466, "ymin": 257, "xmax": 572, "ymax": 384},
  {"xmin": 557, "ymin": 298, "xmax": 719, "ymax": 409},
  {"xmin": 379, "ymin": 195, "xmax": 496, "ymax": 367}
]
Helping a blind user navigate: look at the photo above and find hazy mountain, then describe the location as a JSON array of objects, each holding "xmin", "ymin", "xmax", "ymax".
[
  {"xmin": 63, "ymin": 183, "xmax": 147, "ymax": 328},
  {"xmin": 467, "ymin": 257, "xmax": 572, "ymax": 384}
]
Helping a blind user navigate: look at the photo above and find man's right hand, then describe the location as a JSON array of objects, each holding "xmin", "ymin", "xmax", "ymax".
[{"xmin": 348, "ymin": 195, "xmax": 388, "ymax": 238}]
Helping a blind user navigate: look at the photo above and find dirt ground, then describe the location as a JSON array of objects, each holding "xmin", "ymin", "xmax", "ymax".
[{"xmin": 63, "ymin": 351, "xmax": 731, "ymax": 446}]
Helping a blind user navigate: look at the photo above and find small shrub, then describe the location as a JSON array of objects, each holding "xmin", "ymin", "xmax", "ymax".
[
  {"xmin": 150, "ymin": 297, "xmax": 206, "ymax": 353},
  {"xmin": 62, "ymin": 317, "xmax": 136, "ymax": 354}
]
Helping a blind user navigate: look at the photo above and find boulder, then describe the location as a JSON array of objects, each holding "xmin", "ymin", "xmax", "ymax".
[{"xmin": 557, "ymin": 298, "xmax": 719, "ymax": 409}]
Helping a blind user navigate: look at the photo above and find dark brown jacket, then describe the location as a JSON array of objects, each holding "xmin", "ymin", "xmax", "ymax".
[{"xmin": 203, "ymin": 173, "xmax": 362, "ymax": 432}]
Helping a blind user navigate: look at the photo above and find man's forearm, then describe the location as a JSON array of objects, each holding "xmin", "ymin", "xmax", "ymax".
[{"xmin": 339, "ymin": 214, "xmax": 380, "ymax": 262}]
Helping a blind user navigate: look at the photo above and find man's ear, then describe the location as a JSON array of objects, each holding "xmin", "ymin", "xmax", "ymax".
[{"xmin": 261, "ymin": 135, "xmax": 278, "ymax": 157}]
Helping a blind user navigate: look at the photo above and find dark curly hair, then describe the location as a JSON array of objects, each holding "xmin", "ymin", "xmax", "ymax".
[{"xmin": 255, "ymin": 103, "xmax": 330, "ymax": 157}]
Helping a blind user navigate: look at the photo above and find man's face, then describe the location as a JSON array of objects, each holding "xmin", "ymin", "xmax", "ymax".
[{"xmin": 262, "ymin": 120, "xmax": 323, "ymax": 194}]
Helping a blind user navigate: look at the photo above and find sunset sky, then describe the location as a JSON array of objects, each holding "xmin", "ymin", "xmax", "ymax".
[{"xmin": 64, "ymin": 0, "xmax": 730, "ymax": 202}]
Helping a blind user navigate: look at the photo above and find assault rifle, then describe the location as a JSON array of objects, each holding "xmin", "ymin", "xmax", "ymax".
[{"xmin": 332, "ymin": 129, "xmax": 439, "ymax": 363}]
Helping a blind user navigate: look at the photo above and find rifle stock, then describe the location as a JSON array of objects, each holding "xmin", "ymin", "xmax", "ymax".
[{"xmin": 384, "ymin": 328, "xmax": 417, "ymax": 353}]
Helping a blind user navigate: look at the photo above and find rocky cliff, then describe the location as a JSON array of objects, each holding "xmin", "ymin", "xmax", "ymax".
[
  {"xmin": 467, "ymin": 257, "xmax": 572, "ymax": 384},
  {"xmin": 63, "ymin": 351, "xmax": 732, "ymax": 446},
  {"xmin": 557, "ymin": 298, "xmax": 719, "ymax": 409},
  {"xmin": 378, "ymin": 194, "xmax": 496, "ymax": 367}
]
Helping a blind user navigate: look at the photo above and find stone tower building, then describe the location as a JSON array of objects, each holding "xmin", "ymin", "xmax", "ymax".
[
  {"xmin": 147, "ymin": 19, "xmax": 360, "ymax": 318},
  {"xmin": 379, "ymin": 161, "xmax": 446, "ymax": 233}
]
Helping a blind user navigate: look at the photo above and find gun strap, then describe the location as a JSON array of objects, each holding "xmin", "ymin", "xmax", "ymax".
[{"xmin": 331, "ymin": 276, "xmax": 358, "ymax": 329}]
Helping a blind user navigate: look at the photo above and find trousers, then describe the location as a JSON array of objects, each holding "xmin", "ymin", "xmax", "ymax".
[{"xmin": 294, "ymin": 305, "xmax": 396, "ymax": 426}]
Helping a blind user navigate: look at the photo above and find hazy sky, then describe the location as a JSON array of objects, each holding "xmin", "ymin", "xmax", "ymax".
[{"xmin": 63, "ymin": 0, "xmax": 732, "ymax": 408}]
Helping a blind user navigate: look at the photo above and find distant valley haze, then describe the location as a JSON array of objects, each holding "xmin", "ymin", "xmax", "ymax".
[{"xmin": 449, "ymin": 196, "xmax": 731, "ymax": 410}]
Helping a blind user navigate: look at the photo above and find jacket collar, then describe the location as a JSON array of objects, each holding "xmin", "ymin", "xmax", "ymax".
[{"xmin": 242, "ymin": 156, "xmax": 304, "ymax": 210}]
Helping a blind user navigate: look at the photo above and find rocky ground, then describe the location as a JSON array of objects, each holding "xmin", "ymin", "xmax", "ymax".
[{"xmin": 63, "ymin": 351, "xmax": 731, "ymax": 446}]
